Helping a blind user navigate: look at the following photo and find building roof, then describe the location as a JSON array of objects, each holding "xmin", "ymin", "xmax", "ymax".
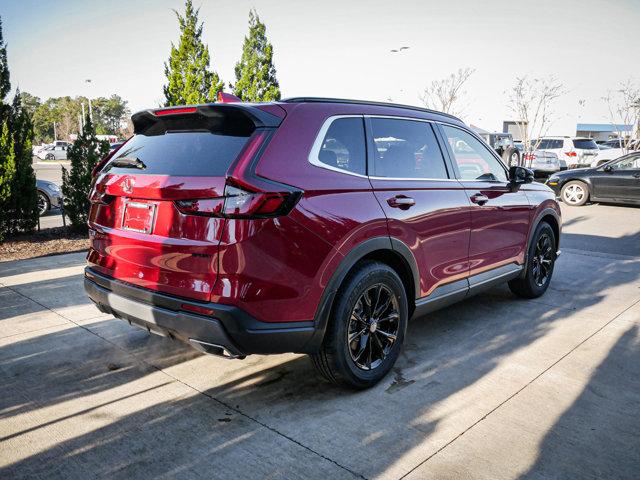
[{"xmin": 576, "ymin": 123, "xmax": 633, "ymax": 132}]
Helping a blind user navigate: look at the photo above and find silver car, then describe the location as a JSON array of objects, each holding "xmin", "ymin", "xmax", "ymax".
[
  {"xmin": 36, "ymin": 144, "xmax": 68, "ymax": 160},
  {"xmin": 36, "ymin": 179, "xmax": 63, "ymax": 215},
  {"xmin": 523, "ymin": 149, "xmax": 561, "ymax": 173}
]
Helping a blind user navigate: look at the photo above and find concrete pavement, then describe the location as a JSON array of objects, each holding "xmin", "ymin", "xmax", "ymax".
[{"xmin": 1, "ymin": 207, "xmax": 639, "ymax": 479}]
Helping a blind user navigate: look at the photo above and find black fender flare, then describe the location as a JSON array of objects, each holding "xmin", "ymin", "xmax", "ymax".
[{"xmin": 301, "ymin": 236, "xmax": 419, "ymax": 353}]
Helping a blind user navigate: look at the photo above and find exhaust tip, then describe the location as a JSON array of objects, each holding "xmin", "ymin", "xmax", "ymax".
[{"xmin": 188, "ymin": 339, "xmax": 245, "ymax": 359}]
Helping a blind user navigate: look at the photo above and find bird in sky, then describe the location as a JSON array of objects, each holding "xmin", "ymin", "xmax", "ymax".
[{"xmin": 390, "ymin": 46, "xmax": 410, "ymax": 53}]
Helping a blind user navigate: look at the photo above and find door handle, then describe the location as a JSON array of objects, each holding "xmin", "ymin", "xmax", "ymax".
[
  {"xmin": 470, "ymin": 193, "xmax": 489, "ymax": 205},
  {"xmin": 387, "ymin": 195, "xmax": 415, "ymax": 209},
  {"xmin": 633, "ymin": 173, "xmax": 640, "ymax": 179}
]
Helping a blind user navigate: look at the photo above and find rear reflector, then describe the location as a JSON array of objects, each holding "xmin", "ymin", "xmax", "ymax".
[
  {"xmin": 181, "ymin": 303, "xmax": 215, "ymax": 316},
  {"xmin": 154, "ymin": 106, "xmax": 197, "ymax": 116}
]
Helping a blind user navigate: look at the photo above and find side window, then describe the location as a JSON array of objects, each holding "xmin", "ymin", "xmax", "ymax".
[
  {"xmin": 315, "ymin": 117, "xmax": 366, "ymax": 175},
  {"xmin": 370, "ymin": 118, "xmax": 448, "ymax": 179},
  {"xmin": 442, "ymin": 125, "xmax": 508, "ymax": 182},
  {"xmin": 611, "ymin": 155, "xmax": 640, "ymax": 171}
]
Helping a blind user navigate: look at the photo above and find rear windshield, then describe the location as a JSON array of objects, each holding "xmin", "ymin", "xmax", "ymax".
[
  {"xmin": 535, "ymin": 139, "xmax": 563, "ymax": 149},
  {"xmin": 105, "ymin": 131, "xmax": 251, "ymax": 176},
  {"xmin": 573, "ymin": 139, "xmax": 598, "ymax": 150}
]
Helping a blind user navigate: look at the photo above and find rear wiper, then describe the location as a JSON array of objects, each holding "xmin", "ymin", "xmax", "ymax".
[{"xmin": 110, "ymin": 156, "xmax": 146, "ymax": 169}]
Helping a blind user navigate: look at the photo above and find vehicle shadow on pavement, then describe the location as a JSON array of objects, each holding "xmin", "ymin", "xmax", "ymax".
[
  {"xmin": 1, "ymin": 244, "xmax": 639, "ymax": 478},
  {"xmin": 520, "ymin": 323, "xmax": 640, "ymax": 480},
  {"xmin": 562, "ymin": 230, "xmax": 640, "ymax": 257}
]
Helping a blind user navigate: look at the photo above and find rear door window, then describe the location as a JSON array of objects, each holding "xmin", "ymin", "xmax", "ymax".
[
  {"xmin": 105, "ymin": 131, "xmax": 251, "ymax": 176},
  {"xmin": 370, "ymin": 118, "xmax": 449, "ymax": 179},
  {"xmin": 314, "ymin": 117, "xmax": 366, "ymax": 175}
]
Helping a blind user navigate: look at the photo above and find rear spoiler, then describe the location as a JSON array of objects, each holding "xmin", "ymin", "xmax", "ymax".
[{"xmin": 131, "ymin": 103, "xmax": 284, "ymax": 136}]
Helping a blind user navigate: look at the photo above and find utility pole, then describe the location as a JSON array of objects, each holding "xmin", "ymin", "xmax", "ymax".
[
  {"xmin": 53, "ymin": 121, "xmax": 57, "ymax": 141},
  {"xmin": 85, "ymin": 79, "xmax": 93, "ymax": 122}
]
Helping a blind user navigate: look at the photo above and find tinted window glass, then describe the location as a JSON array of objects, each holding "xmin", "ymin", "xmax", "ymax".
[
  {"xmin": 105, "ymin": 131, "xmax": 250, "ymax": 176},
  {"xmin": 536, "ymin": 139, "xmax": 563, "ymax": 149},
  {"xmin": 610, "ymin": 155, "xmax": 640, "ymax": 170},
  {"xmin": 371, "ymin": 118, "xmax": 448, "ymax": 179},
  {"xmin": 573, "ymin": 139, "xmax": 598, "ymax": 150},
  {"xmin": 317, "ymin": 117, "xmax": 366, "ymax": 175},
  {"xmin": 442, "ymin": 125, "xmax": 508, "ymax": 182}
]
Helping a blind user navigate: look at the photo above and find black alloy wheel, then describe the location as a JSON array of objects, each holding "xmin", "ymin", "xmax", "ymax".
[{"xmin": 347, "ymin": 284, "xmax": 400, "ymax": 371}]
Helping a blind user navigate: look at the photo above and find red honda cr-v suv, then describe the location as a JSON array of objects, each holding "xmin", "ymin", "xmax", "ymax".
[{"xmin": 85, "ymin": 97, "xmax": 561, "ymax": 388}]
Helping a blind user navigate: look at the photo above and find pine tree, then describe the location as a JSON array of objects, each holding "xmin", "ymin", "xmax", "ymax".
[
  {"xmin": 0, "ymin": 18, "xmax": 10, "ymax": 120},
  {"xmin": 233, "ymin": 9, "xmax": 280, "ymax": 102},
  {"xmin": 5, "ymin": 89, "xmax": 38, "ymax": 234},
  {"xmin": 0, "ymin": 16, "xmax": 13, "ymax": 240},
  {"xmin": 163, "ymin": 0, "xmax": 224, "ymax": 106},
  {"xmin": 62, "ymin": 115, "xmax": 109, "ymax": 231},
  {"xmin": 0, "ymin": 121, "xmax": 15, "ymax": 241}
]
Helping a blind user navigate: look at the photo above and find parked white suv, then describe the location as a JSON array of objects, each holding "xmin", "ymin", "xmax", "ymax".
[{"xmin": 535, "ymin": 137, "xmax": 599, "ymax": 168}]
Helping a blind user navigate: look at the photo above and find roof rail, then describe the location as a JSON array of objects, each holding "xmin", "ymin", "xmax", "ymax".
[{"xmin": 281, "ymin": 97, "xmax": 462, "ymax": 122}]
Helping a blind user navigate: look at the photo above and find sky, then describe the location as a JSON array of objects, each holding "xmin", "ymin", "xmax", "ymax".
[{"xmin": 2, "ymin": 0, "xmax": 639, "ymax": 135}]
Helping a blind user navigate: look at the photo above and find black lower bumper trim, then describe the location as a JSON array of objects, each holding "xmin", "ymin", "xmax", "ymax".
[{"xmin": 84, "ymin": 268, "xmax": 317, "ymax": 355}]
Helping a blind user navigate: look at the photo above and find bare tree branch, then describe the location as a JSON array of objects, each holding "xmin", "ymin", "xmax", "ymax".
[
  {"xmin": 507, "ymin": 76, "xmax": 564, "ymax": 159},
  {"xmin": 419, "ymin": 68, "xmax": 475, "ymax": 117},
  {"xmin": 602, "ymin": 78, "xmax": 640, "ymax": 154}
]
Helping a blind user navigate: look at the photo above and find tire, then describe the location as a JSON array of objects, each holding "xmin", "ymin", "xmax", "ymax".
[
  {"xmin": 509, "ymin": 222, "xmax": 556, "ymax": 299},
  {"xmin": 560, "ymin": 180, "xmax": 589, "ymax": 206},
  {"xmin": 311, "ymin": 261, "xmax": 408, "ymax": 389},
  {"xmin": 37, "ymin": 191, "xmax": 50, "ymax": 216},
  {"xmin": 503, "ymin": 147, "xmax": 520, "ymax": 167},
  {"xmin": 45, "ymin": 153, "xmax": 55, "ymax": 160}
]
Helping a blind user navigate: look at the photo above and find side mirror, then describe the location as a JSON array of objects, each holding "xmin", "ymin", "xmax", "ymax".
[
  {"xmin": 603, "ymin": 164, "xmax": 613, "ymax": 172},
  {"xmin": 509, "ymin": 165, "xmax": 534, "ymax": 185}
]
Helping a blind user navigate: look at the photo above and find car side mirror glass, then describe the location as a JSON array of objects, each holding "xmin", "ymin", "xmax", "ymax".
[
  {"xmin": 509, "ymin": 165, "xmax": 533, "ymax": 185},
  {"xmin": 603, "ymin": 164, "xmax": 613, "ymax": 172}
]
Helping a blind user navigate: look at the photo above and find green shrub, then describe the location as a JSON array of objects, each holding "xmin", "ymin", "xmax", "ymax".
[{"xmin": 62, "ymin": 115, "xmax": 108, "ymax": 231}]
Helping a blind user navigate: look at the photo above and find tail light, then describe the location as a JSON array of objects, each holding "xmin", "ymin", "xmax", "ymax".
[
  {"xmin": 154, "ymin": 106, "xmax": 197, "ymax": 116},
  {"xmin": 565, "ymin": 151, "xmax": 577, "ymax": 157},
  {"xmin": 524, "ymin": 153, "xmax": 536, "ymax": 162},
  {"xmin": 175, "ymin": 181, "xmax": 299, "ymax": 219},
  {"xmin": 174, "ymin": 129, "xmax": 302, "ymax": 219},
  {"xmin": 88, "ymin": 186, "xmax": 114, "ymax": 205}
]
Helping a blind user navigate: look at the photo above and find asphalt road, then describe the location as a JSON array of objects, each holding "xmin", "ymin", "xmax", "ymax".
[
  {"xmin": 1, "ymin": 201, "xmax": 639, "ymax": 479},
  {"xmin": 561, "ymin": 202, "xmax": 640, "ymax": 257}
]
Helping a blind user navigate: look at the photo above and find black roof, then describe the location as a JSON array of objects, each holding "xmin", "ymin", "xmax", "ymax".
[{"xmin": 281, "ymin": 97, "xmax": 462, "ymax": 122}]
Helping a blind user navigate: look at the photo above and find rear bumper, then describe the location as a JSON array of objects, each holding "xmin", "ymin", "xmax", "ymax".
[{"xmin": 84, "ymin": 268, "xmax": 316, "ymax": 356}]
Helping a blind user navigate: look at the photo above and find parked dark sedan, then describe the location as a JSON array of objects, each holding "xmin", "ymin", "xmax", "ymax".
[
  {"xmin": 36, "ymin": 179, "xmax": 63, "ymax": 215},
  {"xmin": 546, "ymin": 152, "xmax": 640, "ymax": 206}
]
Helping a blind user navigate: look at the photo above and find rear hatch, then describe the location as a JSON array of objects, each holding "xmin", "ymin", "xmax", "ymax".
[
  {"xmin": 573, "ymin": 138, "xmax": 599, "ymax": 163},
  {"xmin": 87, "ymin": 104, "xmax": 283, "ymax": 302}
]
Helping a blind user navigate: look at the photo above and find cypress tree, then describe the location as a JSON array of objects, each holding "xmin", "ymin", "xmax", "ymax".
[
  {"xmin": 0, "ymin": 18, "xmax": 9, "ymax": 119},
  {"xmin": 0, "ymin": 121, "xmax": 15, "ymax": 241},
  {"xmin": 0, "ymin": 17, "xmax": 13, "ymax": 240},
  {"xmin": 233, "ymin": 9, "xmax": 281, "ymax": 102},
  {"xmin": 5, "ymin": 89, "xmax": 38, "ymax": 234},
  {"xmin": 163, "ymin": 0, "xmax": 224, "ymax": 106},
  {"xmin": 62, "ymin": 115, "xmax": 109, "ymax": 231}
]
